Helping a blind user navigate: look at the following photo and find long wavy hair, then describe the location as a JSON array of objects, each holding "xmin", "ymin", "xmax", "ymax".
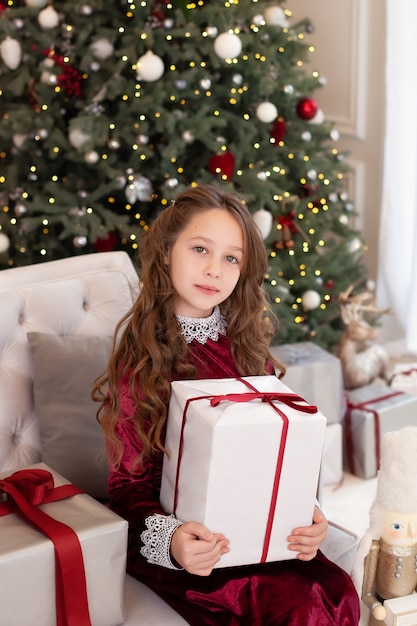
[{"xmin": 93, "ymin": 184, "xmax": 284, "ymax": 468}]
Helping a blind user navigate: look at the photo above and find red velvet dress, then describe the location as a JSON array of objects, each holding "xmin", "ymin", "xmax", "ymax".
[{"xmin": 108, "ymin": 334, "xmax": 360, "ymax": 625}]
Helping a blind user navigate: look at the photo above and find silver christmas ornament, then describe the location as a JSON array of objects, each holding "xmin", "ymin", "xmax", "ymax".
[
  {"xmin": 200, "ymin": 78, "xmax": 211, "ymax": 90},
  {"xmin": 14, "ymin": 203, "xmax": 28, "ymax": 217},
  {"xmin": 205, "ymin": 26, "xmax": 218, "ymax": 38},
  {"xmin": 108, "ymin": 139, "xmax": 121, "ymax": 150},
  {"xmin": 182, "ymin": 130, "xmax": 194, "ymax": 144},
  {"xmin": 232, "ymin": 74, "xmax": 243, "ymax": 85},
  {"xmin": 174, "ymin": 79, "xmax": 188, "ymax": 90},
  {"xmin": 125, "ymin": 175, "xmax": 153, "ymax": 203},
  {"xmin": 166, "ymin": 178, "xmax": 178, "ymax": 188},
  {"xmin": 283, "ymin": 84, "xmax": 294, "ymax": 95},
  {"xmin": 73, "ymin": 235, "xmax": 88, "ymax": 248},
  {"xmin": 80, "ymin": 5, "xmax": 93, "ymax": 16},
  {"xmin": 85, "ymin": 150, "xmax": 99, "ymax": 164},
  {"xmin": 301, "ymin": 131, "xmax": 312, "ymax": 141}
]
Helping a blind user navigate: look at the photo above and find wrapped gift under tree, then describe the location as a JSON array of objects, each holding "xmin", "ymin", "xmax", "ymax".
[{"xmin": 344, "ymin": 383, "xmax": 417, "ymax": 479}]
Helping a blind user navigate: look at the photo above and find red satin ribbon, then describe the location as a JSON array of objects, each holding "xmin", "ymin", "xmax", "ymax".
[
  {"xmin": 0, "ymin": 469, "xmax": 92, "ymax": 626},
  {"xmin": 388, "ymin": 367, "xmax": 417, "ymax": 386},
  {"xmin": 172, "ymin": 379, "xmax": 317, "ymax": 563},
  {"xmin": 344, "ymin": 390, "xmax": 403, "ymax": 475}
]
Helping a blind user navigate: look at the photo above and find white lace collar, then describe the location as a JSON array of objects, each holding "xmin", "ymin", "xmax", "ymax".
[{"xmin": 176, "ymin": 306, "xmax": 227, "ymax": 344}]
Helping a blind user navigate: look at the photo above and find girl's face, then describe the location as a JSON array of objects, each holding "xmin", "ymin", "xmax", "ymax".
[{"xmin": 167, "ymin": 208, "xmax": 244, "ymax": 318}]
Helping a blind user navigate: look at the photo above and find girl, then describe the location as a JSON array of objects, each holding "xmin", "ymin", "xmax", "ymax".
[{"xmin": 93, "ymin": 184, "xmax": 360, "ymax": 625}]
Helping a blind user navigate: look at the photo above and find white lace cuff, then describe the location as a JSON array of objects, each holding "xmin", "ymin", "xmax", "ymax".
[{"xmin": 140, "ymin": 513, "xmax": 184, "ymax": 569}]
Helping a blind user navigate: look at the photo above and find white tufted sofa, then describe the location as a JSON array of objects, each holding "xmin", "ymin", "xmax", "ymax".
[
  {"xmin": 0, "ymin": 250, "xmax": 186, "ymax": 625},
  {"xmin": 0, "ymin": 250, "xmax": 358, "ymax": 625}
]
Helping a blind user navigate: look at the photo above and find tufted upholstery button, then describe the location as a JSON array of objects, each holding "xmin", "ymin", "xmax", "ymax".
[
  {"xmin": 18, "ymin": 311, "xmax": 24, "ymax": 325},
  {"xmin": 83, "ymin": 301, "xmax": 89, "ymax": 311}
]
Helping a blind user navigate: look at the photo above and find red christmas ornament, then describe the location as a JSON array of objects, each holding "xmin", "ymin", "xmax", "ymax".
[
  {"xmin": 270, "ymin": 117, "xmax": 286, "ymax": 143},
  {"xmin": 94, "ymin": 231, "xmax": 118, "ymax": 252},
  {"xmin": 41, "ymin": 49, "xmax": 84, "ymax": 98},
  {"xmin": 296, "ymin": 97, "xmax": 318, "ymax": 120},
  {"xmin": 208, "ymin": 151, "xmax": 235, "ymax": 180},
  {"xmin": 0, "ymin": 2, "xmax": 8, "ymax": 15}
]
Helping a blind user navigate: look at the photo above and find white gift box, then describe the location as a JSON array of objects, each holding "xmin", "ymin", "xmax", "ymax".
[
  {"xmin": 0, "ymin": 463, "xmax": 127, "ymax": 626},
  {"xmin": 270, "ymin": 342, "xmax": 344, "ymax": 424},
  {"xmin": 321, "ymin": 423, "xmax": 343, "ymax": 487},
  {"xmin": 390, "ymin": 362, "xmax": 417, "ymax": 395},
  {"xmin": 160, "ymin": 376, "xmax": 326, "ymax": 568},
  {"xmin": 384, "ymin": 593, "xmax": 417, "ymax": 626},
  {"xmin": 344, "ymin": 383, "xmax": 417, "ymax": 479}
]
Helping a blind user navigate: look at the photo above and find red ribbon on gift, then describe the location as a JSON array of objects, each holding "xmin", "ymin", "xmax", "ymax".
[
  {"xmin": 0, "ymin": 468, "xmax": 92, "ymax": 626},
  {"xmin": 388, "ymin": 367, "xmax": 417, "ymax": 386},
  {"xmin": 173, "ymin": 379, "xmax": 318, "ymax": 563},
  {"xmin": 344, "ymin": 390, "xmax": 403, "ymax": 476}
]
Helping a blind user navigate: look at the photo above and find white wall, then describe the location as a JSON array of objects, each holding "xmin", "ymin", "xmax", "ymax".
[{"xmin": 290, "ymin": 0, "xmax": 386, "ymax": 281}]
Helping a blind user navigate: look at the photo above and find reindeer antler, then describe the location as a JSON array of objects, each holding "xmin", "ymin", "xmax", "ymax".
[{"xmin": 338, "ymin": 284, "xmax": 392, "ymax": 325}]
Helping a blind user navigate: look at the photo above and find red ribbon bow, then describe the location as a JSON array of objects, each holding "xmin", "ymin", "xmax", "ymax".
[
  {"xmin": 210, "ymin": 391, "xmax": 318, "ymax": 413},
  {"xmin": 0, "ymin": 469, "xmax": 91, "ymax": 626}
]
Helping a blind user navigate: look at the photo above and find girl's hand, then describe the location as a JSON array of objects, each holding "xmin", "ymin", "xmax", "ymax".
[
  {"xmin": 171, "ymin": 521, "xmax": 230, "ymax": 576},
  {"xmin": 287, "ymin": 506, "xmax": 328, "ymax": 561}
]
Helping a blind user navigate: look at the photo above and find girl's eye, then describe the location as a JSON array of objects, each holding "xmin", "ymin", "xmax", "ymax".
[
  {"xmin": 226, "ymin": 255, "xmax": 239, "ymax": 264},
  {"xmin": 392, "ymin": 523, "xmax": 403, "ymax": 531},
  {"xmin": 193, "ymin": 246, "xmax": 207, "ymax": 254}
]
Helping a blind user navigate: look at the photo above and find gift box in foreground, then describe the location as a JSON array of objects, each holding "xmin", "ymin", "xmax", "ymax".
[
  {"xmin": 344, "ymin": 383, "xmax": 417, "ymax": 479},
  {"xmin": 0, "ymin": 463, "xmax": 127, "ymax": 626},
  {"xmin": 160, "ymin": 376, "xmax": 326, "ymax": 568}
]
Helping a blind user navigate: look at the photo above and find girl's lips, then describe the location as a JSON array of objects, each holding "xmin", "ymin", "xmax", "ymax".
[{"xmin": 195, "ymin": 284, "xmax": 219, "ymax": 294}]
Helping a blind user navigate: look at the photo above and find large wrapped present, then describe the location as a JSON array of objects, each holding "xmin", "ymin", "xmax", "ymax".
[
  {"xmin": 270, "ymin": 342, "xmax": 344, "ymax": 424},
  {"xmin": 0, "ymin": 463, "xmax": 127, "ymax": 626},
  {"xmin": 344, "ymin": 383, "xmax": 417, "ymax": 479},
  {"xmin": 160, "ymin": 376, "xmax": 326, "ymax": 568}
]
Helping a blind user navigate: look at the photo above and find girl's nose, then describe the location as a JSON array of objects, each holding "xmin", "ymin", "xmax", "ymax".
[{"xmin": 205, "ymin": 259, "xmax": 221, "ymax": 278}]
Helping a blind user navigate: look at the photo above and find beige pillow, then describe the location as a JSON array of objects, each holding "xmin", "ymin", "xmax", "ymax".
[{"xmin": 27, "ymin": 332, "xmax": 112, "ymax": 500}]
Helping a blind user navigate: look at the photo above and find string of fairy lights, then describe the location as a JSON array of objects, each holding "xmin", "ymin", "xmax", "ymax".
[{"xmin": 0, "ymin": 0, "xmax": 365, "ymax": 343}]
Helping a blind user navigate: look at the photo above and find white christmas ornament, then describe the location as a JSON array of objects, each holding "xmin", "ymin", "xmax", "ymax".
[
  {"xmin": 85, "ymin": 150, "xmax": 99, "ymax": 164},
  {"xmin": 309, "ymin": 108, "xmax": 325, "ymax": 125},
  {"xmin": 301, "ymin": 289, "xmax": 321, "ymax": 310},
  {"xmin": 69, "ymin": 128, "xmax": 91, "ymax": 149},
  {"xmin": 136, "ymin": 51, "xmax": 164, "ymax": 81},
  {"xmin": 1, "ymin": 37, "xmax": 22, "ymax": 70},
  {"xmin": 13, "ymin": 133, "xmax": 29, "ymax": 148},
  {"xmin": 253, "ymin": 207, "xmax": 273, "ymax": 240},
  {"xmin": 38, "ymin": 6, "xmax": 60, "ymax": 29},
  {"xmin": 25, "ymin": 0, "xmax": 48, "ymax": 6},
  {"xmin": 0, "ymin": 232, "xmax": 10, "ymax": 254},
  {"xmin": 264, "ymin": 6, "xmax": 289, "ymax": 28},
  {"xmin": 90, "ymin": 38, "xmax": 114, "ymax": 60},
  {"xmin": 256, "ymin": 102, "xmax": 278, "ymax": 123},
  {"xmin": 214, "ymin": 32, "xmax": 242, "ymax": 60}
]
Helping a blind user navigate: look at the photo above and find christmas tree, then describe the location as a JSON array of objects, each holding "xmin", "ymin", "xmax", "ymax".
[{"xmin": 0, "ymin": 0, "xmax": 368, "ymax": 349}]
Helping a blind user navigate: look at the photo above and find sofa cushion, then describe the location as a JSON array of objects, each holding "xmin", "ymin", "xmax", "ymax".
[{"xmin": 27, "ymin": 332, "xmax": 112, "ymax": 500}]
